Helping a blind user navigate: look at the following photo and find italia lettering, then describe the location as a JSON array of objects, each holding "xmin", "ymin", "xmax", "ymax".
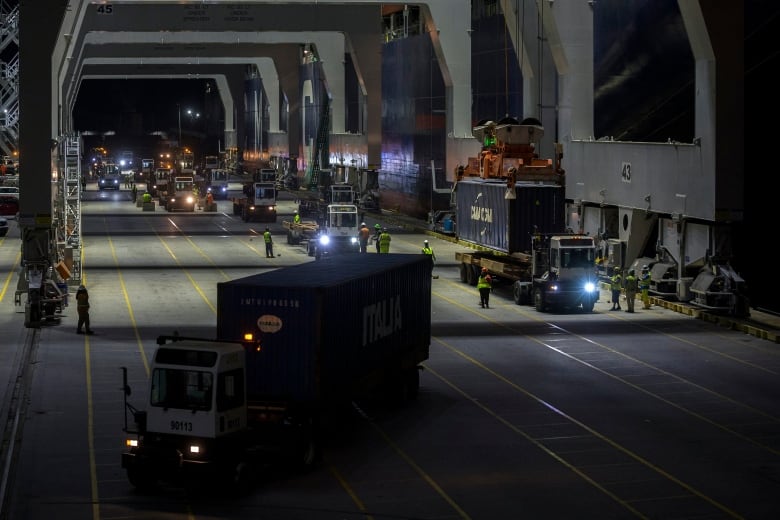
[
  {"xmin": 470, "ymin": 205, "xmax": 493, "ymax": 223},
  {"xmin": 363, "ymin": 296, "xmax": 403, "ymax": 346}
]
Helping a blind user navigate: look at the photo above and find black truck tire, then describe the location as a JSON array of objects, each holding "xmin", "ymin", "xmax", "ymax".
[
  {"xmin": 466, "ymin": 265, "xmax": 478, "ymax": 286},
  {"xmin": 459, "ymin": 263, "xmax": 468, "ymax": 283},
  {"xmin": 534, "ymin": 288, "xmax": 547, "ymax": 312}
]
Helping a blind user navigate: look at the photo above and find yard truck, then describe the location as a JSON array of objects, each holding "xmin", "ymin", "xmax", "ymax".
[
  {"xmin": 120, "ymin": 254, "xmax": 432, "ymax": 492},
  {"xmin": 231, "ymin": 170, "xmax": 277, "ymax": 222}
]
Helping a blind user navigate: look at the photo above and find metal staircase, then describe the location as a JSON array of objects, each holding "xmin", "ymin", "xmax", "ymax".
[
  {"xmin": 0, "ymin": 2, "xmax": 19, "ymax": 158},
  {"xmin": 62, "ymin": 134, "xmax": 82, "ymax": 283}
]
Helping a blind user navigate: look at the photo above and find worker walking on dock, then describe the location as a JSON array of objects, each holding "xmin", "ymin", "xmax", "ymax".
[
  {"xmin": 264, "ymin": 227, "xmax": 274, "ymax": 258},
  {"xmin": 75, "ymin": 285, "xmax": 94, "ymax": 335},
  {"xmin": 373, "ymin": 223, "xmax": 382, "ymax": 253},
  {"xmin": 422, "ymin": 239, "xmax": 437, "ymax": 278},
  {"xmin": 358, "ymin": 223, "xmax": 371, "ymax": 253},
  {"xmin": 640, "ymin": 265, "xmax": 652, "ymax": 309},
  {"xmin": 624, "ymin": 269, "xmax": 638, "ymax": 313},
  {"xmin": 378, "ymin": 228, "xmax": 391, "ymax": 253},
  {"xmin": 477, "ymin": 268, "xmax": 492, "ymax": 308},
  {"xmin": 610, "ymin": 267, "xmax": 623, "ymax": 311}
]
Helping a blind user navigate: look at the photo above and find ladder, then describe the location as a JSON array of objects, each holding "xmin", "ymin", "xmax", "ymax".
[{"xmin": 62, "ymin": 134, "xmax": 82, "ymax": 283}]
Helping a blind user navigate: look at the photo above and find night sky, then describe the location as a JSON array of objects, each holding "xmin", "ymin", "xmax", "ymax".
[{"xmin": 73, "ymin": 78, "xmax": 219, "ymax": 157}]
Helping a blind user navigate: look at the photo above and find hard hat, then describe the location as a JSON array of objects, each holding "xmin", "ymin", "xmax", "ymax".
[
  {"xmin": 424, "ymin": 240, "xmax": 429, "ymax": 244},
  {"xmin": 629, "ymin": 269, "xmax": 635, "ymax": 275},
  {"xmin": 642, "ymin": 264, "xmax": 649, "ymax": 270},
  {"xmin": 361, "ymin": 222, "xmax": 366, "ymax": 226},
  {"xmin": 375, "ymin": 223, "xmax": 381, "ymax": 229},
  {"xmin": 383, "ymin": 227, "xmax": 388, "ymax": 232}
]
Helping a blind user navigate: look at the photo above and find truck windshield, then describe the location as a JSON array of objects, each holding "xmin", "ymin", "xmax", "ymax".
[
  {"xmin": 151, "ymin": 368, "xmax": 213, "ymax": 411},
  {"xmin": 255, "ymin": 186, "xmax": 275, "ymax": 199},
  {"xmin": 561, "ymin": 248, "xmax": 594, "ymax": 268},
  {"xmin": 330, "ymin": 211, "xmax": 357, "ymax": 228}
]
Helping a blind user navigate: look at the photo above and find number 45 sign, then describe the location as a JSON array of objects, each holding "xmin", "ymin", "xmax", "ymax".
[
  {"xmin": 95, "ymin": 4, "xmax": 114, "ymax": 15},
  {"xmin": 621, "ymin": 162, "xmax": 632, "ymax": 183}
]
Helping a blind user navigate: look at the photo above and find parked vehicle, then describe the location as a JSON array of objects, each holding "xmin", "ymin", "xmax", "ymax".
[
  {"xmin": 0, "ymin": 186, "xmax": 19, "ymax": 199},
  {"xmin": 121, "ymin": 254, "xmax": 432, "ymax": 491},
  {"xmin": 0, "ymin": 216, "xmax": 8, "ymax": 236},
  {"xmin": 0, "ymin": 194, "xmax": 19, "ymax": 217}
]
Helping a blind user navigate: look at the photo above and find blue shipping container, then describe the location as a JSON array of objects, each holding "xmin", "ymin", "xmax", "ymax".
[
  {"xmin": 216, "ymin": 254, "xmax": 431, "ymax": 403},
  {"xmin": 455, "ymin": 180, "xmax": 564, "ymax": 253}
]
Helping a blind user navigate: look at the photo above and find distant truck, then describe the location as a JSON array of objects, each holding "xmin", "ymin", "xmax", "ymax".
[
  {"xmin": 98, "ymin": 163, "xmax": 123, "ymax": 190},
  {"xmin": 453, "ymin": 118, "xmax": 599, "ymax": 312},
  {"xmin": 149, "ymin": 167, "xmax": 172, "ymax": 199},
  {"xmin": 165, "ymin": 176, "xmax": 197, "ymax": 212},
  {"xmin": 207, "ymin": 168, "xmax": 231, "ymax": 199},
  {"xmin": 204, "ymin": 155, "xmax": 220, "ymax": 172},
  {"xmin": 306, "ymin": 203, "xmax": 361, "ymax": 259},
  {"xmin": 120, "ymin": 254, "xmax": 432, "ymax": 491},
  {"xmin": 231, "ymin": 180, "xmax": 277, "ymax": 222}
]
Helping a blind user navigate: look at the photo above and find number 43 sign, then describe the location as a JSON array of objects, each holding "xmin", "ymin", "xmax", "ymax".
[{"xmin": 621, "ymin": 162, "xmax": 632, "ymax": 183}]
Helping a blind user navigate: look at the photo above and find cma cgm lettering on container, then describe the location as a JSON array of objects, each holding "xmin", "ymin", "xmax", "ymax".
[
  {"xmin": 456, "ymin": 180, "xmax": 565, "ymax": 254},
  {"xmin": 470, "ymin": 203, "xmax": 494, "ymax": 223}
]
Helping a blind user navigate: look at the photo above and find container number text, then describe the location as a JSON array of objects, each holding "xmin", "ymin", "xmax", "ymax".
[{"xmin": 170, "ymin": 420, "xmax": 193, "ymax": 432}]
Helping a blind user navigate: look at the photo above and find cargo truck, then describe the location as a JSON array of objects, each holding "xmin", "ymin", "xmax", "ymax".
[
  {"xmin": 120, "ymin": 254, "xmax": 431, "ymax": 491},
  {"xmin": 453, "ymin": 117, "xmax": 599, "ymax": 312},
  {"xmin": 207, "ymin": 168, "xmax": 230, "ymax": 199},
  {"xmin": 232, "ymin": 173, "xmax": 277, "ymax": 222},
  {"xmin": 165, "ymin": 176, "xmax": 197, "ymax": 212}
]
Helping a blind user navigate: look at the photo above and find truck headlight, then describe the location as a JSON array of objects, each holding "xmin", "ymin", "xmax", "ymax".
[
  {"xmin": 125, "ymin": 438, "xmax": 139, "ymax": 448},
  {"xmin": 186, "ymin": 196, "xmax": 194, "ymax": 203},
  {"xmin": 350, "ymin": 237, "xmax": 358, "ymax": 244},
  {"xmin": 583, "ymin": 282, "xmax": 596, "ymax": 293},
  {"xmin": 548, "ymin": 284, "xmax": 559, "ymax": 292},
  {"xmin": 319, "ymin": 235, "xmax": 330, "ymax": 246}
]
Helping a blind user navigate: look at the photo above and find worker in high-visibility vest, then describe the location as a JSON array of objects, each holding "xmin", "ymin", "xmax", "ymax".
[
  {"xmin": 639, "ymin": 265, "xmax": 652, "ymax": 309},
  {"xmin": 378, "ymin": 228, "xmax": 391, "ymax": 253},
  {"xmin": 263, "ymin": 227, "xmax": 274, "ymax": 258}
]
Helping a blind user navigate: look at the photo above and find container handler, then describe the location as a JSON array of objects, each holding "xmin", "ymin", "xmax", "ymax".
[{"xmin": 453, "ymin": 117, "xmax": 599, "ymax": 312}]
